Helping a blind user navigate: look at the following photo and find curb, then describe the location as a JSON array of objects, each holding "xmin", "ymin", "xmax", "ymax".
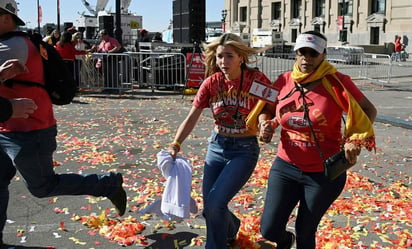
[{"xmin": 376, "ymin": 114, "xmax": 412, "ymax": 130}]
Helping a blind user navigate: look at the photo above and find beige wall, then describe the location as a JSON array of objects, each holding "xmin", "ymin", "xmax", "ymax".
[{"xmin": 224, "ymin": 0, "xmax": 412, "ymax": 53}]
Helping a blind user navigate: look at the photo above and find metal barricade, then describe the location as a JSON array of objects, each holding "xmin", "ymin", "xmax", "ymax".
[
  {"xmin": 76, "ymin": 50, "xmax": 408, "ymax": 92},
  {"xmin": 77, "ymin": 51, "xmax": 187, "ymax": 91},
  {"xmin": 359, "ymin": 53, "xmax": 392, "ymax": 85},
  {"xmin": 251, "ymin": 53, "xmax": 295, "ymax": 81},
  {"xmin": 255, "ymin": 52, "xmax": 393, "ymax": 86},
  {"xmin": 127, "ymin": 52, "xmax": 187, "ymax": 90},
  {"xmin": 78, "ymin": 53, "xmax": 134, "ymax": 91}
]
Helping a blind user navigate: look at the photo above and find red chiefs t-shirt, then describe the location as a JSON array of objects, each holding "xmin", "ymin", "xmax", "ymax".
[
  {"xmin": 274, "ymin": 72, "xmax": 364, "ymax": 172},
  {"xmin": 0, "ymin": 36, "xmax": 56, "ymax": 132},
  {"xmin": 193, "ymin": 69, "xmax": 271, "ymax": 136}
]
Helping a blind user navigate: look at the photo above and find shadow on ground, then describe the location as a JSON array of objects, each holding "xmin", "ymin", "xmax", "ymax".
[
  {"xmin": 144, "ymin": 232, "xmax": 199, "ymax": 249},
  {"xmin": 1, "ymin": 245, "xmax": 49, "ymax": 249}
]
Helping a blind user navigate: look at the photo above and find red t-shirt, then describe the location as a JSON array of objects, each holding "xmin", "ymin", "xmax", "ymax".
[
  {"xmin": 192, "ymin": 69, "xmax": 271, "ymax": 136},
  {"xmin": 0, "ymin": 37, "xmax": 56, "ymax": 132},
  {"xmin": 55, "ymin": 42, "xmax": 86, "ymax": 61},
  {"xmin": 274, "ymin": 72, "xmax": 364, "ymax": 172}
]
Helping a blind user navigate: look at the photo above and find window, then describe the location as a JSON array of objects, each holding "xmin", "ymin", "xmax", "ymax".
[
  {"xmin": 292, "ymin": 0, "xmax": 302, "ymax": 19},
  {"xmin": 315, "ymin": 0, "xmax": 325, "ymax": 17},
  {"xmin": 240, "ymin": 6, "xmax": 247, "ymax": 22},
  {"xmin": 272, "ymin": 2, "xmax": 281, "ymax": 20},
  {"xmin": 371, "ymin": 0, "xmax": 385, "ymax": 14},
  {"xmin": 347, "ymin": 0, "xmax": 353, "ymax": 16},
  {"xmin": 339, "ymin": 1, "xmax": 347, "ymax": 15}
]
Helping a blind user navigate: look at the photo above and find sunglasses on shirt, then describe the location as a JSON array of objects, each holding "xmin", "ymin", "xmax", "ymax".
[{"xmin": 296, "ymin": 48, "xmax": 321, "ymax": 58}]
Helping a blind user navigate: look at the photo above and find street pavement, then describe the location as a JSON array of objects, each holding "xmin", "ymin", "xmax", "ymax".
[{"xmin": 1, "ymin": 78, "xmax": 411, "ymax": 249}]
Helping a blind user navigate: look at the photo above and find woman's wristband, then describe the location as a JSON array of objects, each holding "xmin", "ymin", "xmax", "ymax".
[{"xmin": 171, "ymin": 140, "xmax": 181, "ymax": 151}]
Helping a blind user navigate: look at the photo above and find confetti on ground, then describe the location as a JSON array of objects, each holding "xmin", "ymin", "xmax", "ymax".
[{"xmin": 9, "ymin": 96, "xmax": 408, "ymax": 248}]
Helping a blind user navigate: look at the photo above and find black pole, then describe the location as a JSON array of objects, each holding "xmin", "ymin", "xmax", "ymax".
[
  {"xmin": 57, "ymin": 0, "xmax": 60, "ymax": 31},
  {"xmin": 114, "ymin": 0, "xmax": 122, "ymax": 44},
  {"xmin": 37, "ymin": 0, "xmax": 40, "ymax": 33}
]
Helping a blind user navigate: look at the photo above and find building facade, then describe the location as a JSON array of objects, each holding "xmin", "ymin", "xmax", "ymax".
[{"xmin": 224, "ymin": 0, "xmax": 412, "ymax": 53}]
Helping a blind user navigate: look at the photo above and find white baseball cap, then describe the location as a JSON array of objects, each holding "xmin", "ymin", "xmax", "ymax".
[
  {"xmin": 294, "ymin": 33, "xmax": 327, "ymax": 54},
  {"xmin": 0, "ymin": 0, "xmax": 25, "ymax": 26}
]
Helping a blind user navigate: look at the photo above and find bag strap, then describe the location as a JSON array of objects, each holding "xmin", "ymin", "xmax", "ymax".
[
  {"xmin": 3, "ymin": 79, "xmax": 45, "ymax": 89},
  {"xmin": 294, "ymin": 82, "xmax": 346, "ymax": 165},
  {"xmin": 295, "ymin": 83, "xmax": 326, "ymax": 162}
]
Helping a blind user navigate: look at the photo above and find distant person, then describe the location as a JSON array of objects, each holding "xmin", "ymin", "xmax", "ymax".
[
  {"xmin": 54, "ymin": 31, "xmax": 88, "ymax": 89},
  {"xmin": 72, "ymin": 32, "xmax": 90, "ymax": 51},
  {"xmin": 72, "ymin": 32, "xmax": 91, "ymax": 88},
  {"xmin": 140, "ymin": 29, "xmax": 150, "ymax": 42},
  {"xmin": 151, "ymin": 32, "xmax": 163, "ymax": 42},
  {"xmin": 91, "ymin": 29, "xmax": 121, "ymax": 91},
  {"xmin": 394, "ymin": 35, "xmax": 403, "ymax": 62},
  {"xmin": 43, "ymin": 29, "xmax": 60, "ymax": 46},
  {"xmin": 0, "ymin": 2, "xmax": 126, "ymax": 247},
  {"xmin": 134, "ymin": 29, "xmax": 150, "ymax": 52}
]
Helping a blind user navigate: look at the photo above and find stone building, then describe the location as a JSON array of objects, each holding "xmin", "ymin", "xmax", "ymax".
[{"xmin": 223, "ymin": 0, "xmax": 412, "ymax": 53}]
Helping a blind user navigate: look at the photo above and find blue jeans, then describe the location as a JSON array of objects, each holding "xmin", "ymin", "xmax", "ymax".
[
  {"xmin": 202, "ymin": 131, "xmax": 260, "ymax": 249},
  {"xmin": 260, "ymin": 157, "xmax": 346, "ymax": 249},
  {"xmin": 0, "ymin": 126, "xmax": 120, "ymax": 242}
]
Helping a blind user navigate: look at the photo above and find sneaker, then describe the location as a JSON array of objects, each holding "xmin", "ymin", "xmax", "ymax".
[
  {"xmin": 108, "ymin": 173, "xmax": 127, "ymax": 216},
  {"xmin": 277, "ymin": 231, "xmax": 296, "ymax": 249}
]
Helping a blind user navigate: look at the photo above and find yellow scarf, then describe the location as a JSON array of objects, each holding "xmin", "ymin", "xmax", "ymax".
[
  {"xmin": 292, "ymin": 60, "xmax": 375, "ymax": 151},
  {"xmin": 245, "ymin": 100, "xmax": 266, "ymax": 134}
]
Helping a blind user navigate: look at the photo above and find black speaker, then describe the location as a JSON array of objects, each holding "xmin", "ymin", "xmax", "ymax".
[
  {"xmin": 98, "ymin": 15, "xmax": 114, "ymax": 37},
  {"xmin": 85, "ymin": 26, "xmax": 96, "ymax": 39},
  {"xmin": 173, "ymin": 0, "xmax": 205, "ymax": 43}
]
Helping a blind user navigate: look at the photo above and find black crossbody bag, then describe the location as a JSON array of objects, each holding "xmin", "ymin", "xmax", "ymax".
[{"xmin": 296, "ymin": 84, "xmax": 354, "ymax": 181}]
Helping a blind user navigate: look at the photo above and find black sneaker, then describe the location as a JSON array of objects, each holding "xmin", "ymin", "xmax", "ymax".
[
  {"xmin": 108, "ymin": 173, "xmax": 127, "ymax": 216},
  {"xmin": 277, "ymin": 231, "xmax": 295, "ymax": 249}
]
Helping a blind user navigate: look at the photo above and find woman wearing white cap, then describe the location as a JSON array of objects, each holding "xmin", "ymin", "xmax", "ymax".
[{"xmin": 256, "ymin": 31, "xmax": 377, "ymax": 248}]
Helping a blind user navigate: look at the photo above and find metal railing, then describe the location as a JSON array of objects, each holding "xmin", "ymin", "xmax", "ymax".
[
  {"xmin": 77, "ymin": 52, "xmax": 187, "ymax": 91},
  {"xmin": 73, "ymin": 50, "xmax": 412, "ymax": 92}
]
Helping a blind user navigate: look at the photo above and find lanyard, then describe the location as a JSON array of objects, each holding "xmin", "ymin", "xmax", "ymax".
[{"xmin": 219, "ymin": 69, "xmax": 244, "ymax": 128}]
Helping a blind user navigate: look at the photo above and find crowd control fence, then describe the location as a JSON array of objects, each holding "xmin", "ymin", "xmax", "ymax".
[{"xmin": 76, "ymin": 50, "xmax": 412, "ymax": 92}]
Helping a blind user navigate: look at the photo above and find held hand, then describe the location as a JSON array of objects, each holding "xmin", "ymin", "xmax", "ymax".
[
  {"xmin": 344, "ymin": 142, "xmax": 361, "ymax": 165},
  {"xmin": 10, "ymin": 98, "xmax": 38, "ymax": 118},
  {"xmin": 258, "ymin": 120, "xmax": 277, "ymax": 143}
]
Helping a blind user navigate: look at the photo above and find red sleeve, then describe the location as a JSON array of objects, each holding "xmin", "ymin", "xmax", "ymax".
[
  {"xmin": 192, "ymin": 75, "xmax": 212, "ymax": 109},
  {"xmin": 69, "ymin": 44, "xmax": 86, "ymax": 56}
]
